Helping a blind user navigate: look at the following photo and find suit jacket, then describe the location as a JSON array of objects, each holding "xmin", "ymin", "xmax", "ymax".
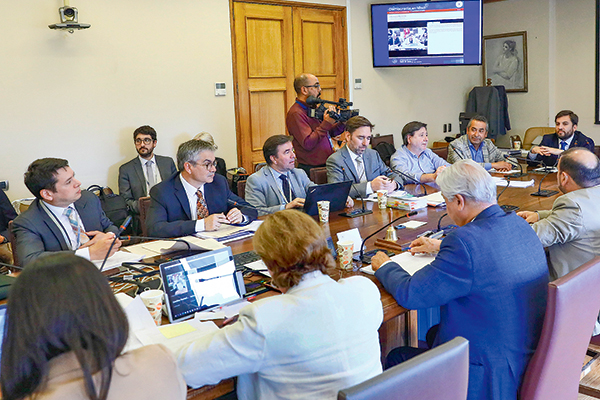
[
  {"xmin": 326, "ymin": 146, "xmax": 404, "ymax": 198},
  {"xmin": 176, "ymin": 272, "xmax": 383, "ymax": 400},
  {"xmin": 375, "ymin": 205, "xmax": 548, "ymax": 400},
  {"xmin": 30, "ymin": 344, "xmax": 186, "ymax": 400},
  {"xmin": 147, "ymin": 172, "xmax": 257, "ymax": 238},
  {"xmin": 245, "ymin": 165, "xmax": 314, "ymax": 216},
  {"xmin": 447, "ymin": 134, "xmax": 505, "ymax": 167},
  {"xmin": 118, "ymin": 155, "xmax": 177, "ymax": 213},
  {"xmin": 533, "ymin": 131, "xmax": 595, "ymax": 167},
  {"xmin": 466, "ymin": 86, "xmax": 509, "ymax": 138},
  {"xmin": 0, "ymin": 189, "xmax": 17, "ymax": 241},
  {"xmin": 12, "ymin": 190, "xmax": 118, "ymax": 267}
]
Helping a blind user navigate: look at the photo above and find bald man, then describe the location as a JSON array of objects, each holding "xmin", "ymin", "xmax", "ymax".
[
  {"xmin": 286, "ymin": 73, "xmax": 345, "ymax": 175},
  {"xmin": 518, "ymin": 147, "xmax": 600, "ymax": 334}
]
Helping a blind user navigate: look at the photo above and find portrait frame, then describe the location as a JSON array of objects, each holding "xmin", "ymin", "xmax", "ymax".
[{"xmin": 482, "ymin": 31, "xmax": 528, "ymax": 93}]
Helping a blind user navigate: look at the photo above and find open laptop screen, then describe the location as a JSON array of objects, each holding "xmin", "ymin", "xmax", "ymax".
[{"xmin": 160, "ymin": 247, "xmax": 244, "ymax": 323}]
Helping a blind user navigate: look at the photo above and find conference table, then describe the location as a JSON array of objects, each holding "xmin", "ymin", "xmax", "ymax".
[{"xmin": 129, "ymin": 168, "xmax": 562, "ymax": 400}]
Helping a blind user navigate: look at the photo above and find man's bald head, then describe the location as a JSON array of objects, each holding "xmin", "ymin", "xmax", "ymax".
[
  {"xmin": 294, "ymin": 74, "xmax": 315, "ymax": 94},
  {"xmin": 558, "ymin": 148, "xmax": 600, "ymax": 188}
]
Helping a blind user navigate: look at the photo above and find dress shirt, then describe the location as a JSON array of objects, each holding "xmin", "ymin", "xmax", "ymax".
[
  {"xmin": 469, "ymin": 142, "xmax": 492, "ymax": 170},
  {"xmin": 179, "ymin": 174, "xmax": 206, "ymax": 232},
  {"xmin": 347, "ymin": 147, "xmax": 374, "ymax": 195},
  {"xmin": 42, "ymin": 201, "xmax": 90, "ymax": 260},
  {"xmin": 390, "ymin": 146, "xmax": 450, "ymax": 183},
  {"xmin": 139, "ymin": 155, "xmax": 161, "ymax": 193}
]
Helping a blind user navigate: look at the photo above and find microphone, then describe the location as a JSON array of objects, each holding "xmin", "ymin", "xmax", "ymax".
[
  {"xmin": 338, "ymin": 166, "xmax": 373, "ymax": 218},
  {"xmin": 359, "ymin": 210, "xmax": 418, "ymax": 263},
  {"xmin": 530, "ymin": 170, "xmax": 559, "ymax": 197},
  {"xmin": 99, "ymin": 215, "xmax": 132, "ymax": 272},
  {"xmin": 227, "ymin": 198, "xmax": 256, "ymax": 210},
  {"xmin": 502, "ymin": 154, "xmax": 527, "ymax": 178},
  {"xmin": 449, "ymin": 143, "xmax": 467, "ymax": 160},
  {"xmin": 391, "ymin": 168, "xmax": 428, "ymax": 196},
  {"xmin": 0, "ymin": 261, "xmax": 23, "ymax": 271},
  {"xmin": 496, "ymin": 178, "xmax": 519, "ymax": 212}
]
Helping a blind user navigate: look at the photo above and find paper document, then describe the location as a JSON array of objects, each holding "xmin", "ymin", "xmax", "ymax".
[
  {"xmin": 362, "ymin": 252, "xmax": 435, "ymax": 276},
  {"xmin": 93, "ymin": 251, "xmax": 144, "ymax": 271},
  {"xmin": 196, "ymin": 221, "xmax": 262, "ymax": 243},
  {"xmin": 421, "ymin": 192, "xmax": 445, "ymax": 206},
  {"xmin": 122, "ymin": 236, "xmax": 224, "ymax": 257},
  {"xmin": 337, "ymin": 228, "xmax": 363, "ymax": 252},
  {"xmin": 116, "ymin": 293, "xmax": 157, "ymax": 353},
  {"xmin": 244, "ymin": 259, "xmax": 271, "ymax": 277},
  {"xmin": 135, "ymin": 319, "xmax": 219, "ymax": 354},
  {"xmin": 493, "ymin": 177, "xmax": 535, "ymax": 188},
  {"xmin": 399, "ymin": 220, "xmax": 427, "ymax": 229}
]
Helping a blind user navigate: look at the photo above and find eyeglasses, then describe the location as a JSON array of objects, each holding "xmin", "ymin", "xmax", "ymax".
[
  {"xmin": 135, "ymin": 138, "xmax": 154, "ymax": 145},
  {"xmin": 190, "ymin": 160, "xmax": 218, "ymax": 170},
  {"xmin": 304, "ymin": 83, "xmax": 321, "ymax": 88}
]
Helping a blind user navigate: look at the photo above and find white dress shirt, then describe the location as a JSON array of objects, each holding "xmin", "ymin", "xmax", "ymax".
[{"xmin": 347, "ymin": 147, "xmax": 374, "ymax": 195}]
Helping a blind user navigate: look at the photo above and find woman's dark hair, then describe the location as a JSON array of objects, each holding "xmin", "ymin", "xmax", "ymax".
[{"xmin": 0, "ymin": 253, "xmax": 129, "ymax": 400}]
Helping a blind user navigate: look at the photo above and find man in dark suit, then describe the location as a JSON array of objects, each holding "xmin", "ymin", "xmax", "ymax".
[
  {"xmin": 371, "ymin": 160, "xmax": 548, "ymax": 400},
  {"xmin": 12, "ymin": 158, "xmax": 120, "ymax": 267},
  {"xmin": 326, "ymin": 115, "xmax": 404, "ymax": 198},
  {"xmin": 529, "ymin": 110, "xmax": 595, "ymax": 166},
  {"xmin": 118, "ymin": 125, "xmax": 177, "ymax": 215},
  {"xmin": 147, "ymin": 139, "xmax": 257, "ymax": 238}
]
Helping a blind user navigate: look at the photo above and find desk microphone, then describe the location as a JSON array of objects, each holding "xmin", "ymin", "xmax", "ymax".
[
  {"xmin": 226, "ymin": 199, "xmax": 256, "ymax": 225},
  {"xmin": 501, "ymin": 155, "xmax": 559, "ymax": 197},
  {"xmin": 502, "ymin": 154, "xmax": 527, "ymax": 178},
  {"xmin": 0, "ymin": 261, "xmax": 23, "ymax": 271},
  {"xmin": 359, "ymin": 210, "xmax": 417, "ymax": 263},
  {"xmin": 391, "ymin": 168, "xmax": 427, "ymax": 196},
  {"xmin": 496, "ymin": 178, "xmax": 519, "ymax": 212},
  {"xmin": 99, "ymin": 215, "xmax": 132, "ymax": 272},
  {"xmin": 449, "ymin": 143, "xmax": 467, "ymax": 160},
  {"xmin": 339, "ymin": 166, "xmax": 373, "ymax": 218}
]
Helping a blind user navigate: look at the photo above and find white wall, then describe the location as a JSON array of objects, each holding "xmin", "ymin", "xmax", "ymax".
[{"xmin": 3, "ymin": 0, "xmax": 598, "ymax": 201}]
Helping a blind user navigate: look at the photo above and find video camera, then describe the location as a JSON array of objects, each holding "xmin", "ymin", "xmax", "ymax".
[{"xmin": 306, "ymin": 96, "xmax": 359, "ymax": 123}]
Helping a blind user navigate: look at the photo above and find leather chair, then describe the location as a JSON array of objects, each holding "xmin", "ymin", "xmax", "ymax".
[
  {"xmin": 338, "ymin": 337, "xmax": 469, "ymax": 400},
  {"xmin": 371, "ymin": 134, "xmax": 395, "ymax": 148},
  {"xmin": 431, "ymin": 146, "xmax": 448, "ymax": 161},
  {"xmin": 309, "ymin": 167, "xmax": 328, "ymax": 185},
  {"xmin": 237, "ymin": 180, "xmax": 247, "ymax": 200},
  {"xmin": 138, "ymin": 196, "xmax": 151, "ymax": 237},
  {"xmin": 522, "ymin": 127, "xmax": 555, "ymax": 150},
  {"xmin": 520, "ymin": 257, "xmax": 600, "ymax": 400}
]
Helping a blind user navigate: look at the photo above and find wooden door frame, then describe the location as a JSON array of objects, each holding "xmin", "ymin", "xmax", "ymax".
[{"xmin": 229, "ymin": 0, "xmax": 349, "ymax": 168}]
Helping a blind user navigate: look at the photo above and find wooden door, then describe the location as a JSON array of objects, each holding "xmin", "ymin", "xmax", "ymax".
[{"xmin": 232, "ymin": 1, "xmax": 348, "ymax": 172}]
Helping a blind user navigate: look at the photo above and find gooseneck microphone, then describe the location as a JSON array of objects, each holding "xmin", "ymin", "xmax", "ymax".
[
  {"xmin": 99, "ymin": 215, "xmax": 132, "ymax": 272},
  {"xmin": 502, "ymin": 154, "xmax": 527, "ymax": 178},
  {"xmin": 339, "ymin": 166, "xmax": 373, "ymax": 218},
  {"xmin": 496, "ymin": 178, "xmax": 519, "ymax": 212},
  {"xmin": 359, "ymin": 210, "xmax": 418, "ymax": 263},
  {"xmin": 448, "ymin": 143, "xmax": 467, "ymax": 160},
  {"xmin": 0, "ymin": 261, "xmax": 23, "ymax": 271},
  {"xmin": 391, "ymin": 168, "xmax": 428, "ymax": 196}
]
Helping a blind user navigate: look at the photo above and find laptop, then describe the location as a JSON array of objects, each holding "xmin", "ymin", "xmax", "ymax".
[
  {"xmin": 303, "ymin": 181, "xmax": 352, "ymax": 216},
  {"xmin": 159, "ymin": 247, "xmax": 246, "ymax": 323}
]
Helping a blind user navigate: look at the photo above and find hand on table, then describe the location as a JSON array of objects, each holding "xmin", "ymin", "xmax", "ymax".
[
  {"xmin": 285, "ymin": 198, "xmax": 305, "ymax": 209},
  {"xmin": 371, "ymin": 251, "xmax": 391, "ymax": 272},
  {"xmin": 205, "ymin": 214, "xmax": 228, "ymax": 231},
  {"xmin": 371, "ymin": 176, "xmax": 396, "ymax": 192},
  {"xmin": 82, "ymin": 231, "xmax": 120, "ymax": 260},
  {"xmin": 491, "ymin": 161, "xmax": 513, "ymax": 172},
  {"xmin": 530, "ymin": 146, "xmax": 563, "ymax": 156},
  {"xmin": 517, "ymin": 211, "xmax": 539, "ymax": 224},
  {"xmin": 409, "ymin": 237, "xmax": 441, "ymax": 255},
  {"xmin": 226, "ymin": 208, "xmax": 244, "ymax": 224}
]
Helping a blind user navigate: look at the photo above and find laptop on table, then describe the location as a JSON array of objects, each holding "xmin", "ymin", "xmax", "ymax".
[{"xmin": 303, "ymin": 180, "xmax": 352, "ymax": 216}]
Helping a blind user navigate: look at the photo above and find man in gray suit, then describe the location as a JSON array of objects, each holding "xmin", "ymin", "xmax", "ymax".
[
  {"xmin": 246, "ymin": 135, "xmax": 353, "ymax": 216},
  {"xmin": 518, "ymin": 148, "xmax": 600, "ymax": 334},
  {"xmin": 447, "ymin": 115, "xmax": 513, "ymax": 171},
  {"xmin": 118, "ymin": 125, "xmax": 177, "ymax": 214},
  {"xmin": 326, "ymin": 116, "xmax": 404, "ymax": 199}
]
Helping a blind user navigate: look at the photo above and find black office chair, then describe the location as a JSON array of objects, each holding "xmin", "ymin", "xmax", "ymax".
[{"xmin": 338, "ymin": 337, "xmax": 469, "ymax": 400}]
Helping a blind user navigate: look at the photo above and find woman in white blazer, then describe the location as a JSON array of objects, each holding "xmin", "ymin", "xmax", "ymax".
[
  {"xmin": 0, "ymin": 253, "xmax": 187, "ymax": 400},
  {"xmin": 177, "ymin": 209, "xmax": 384, "ymax": 400}
]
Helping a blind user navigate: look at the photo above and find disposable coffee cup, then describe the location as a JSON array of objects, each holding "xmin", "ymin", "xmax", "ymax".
[
  {"xmin": 377, "ymin": 190, "xmax": 388, "ymax": 209},
  {"xmin": 337, "ymin": 240, "xmax": 354, "ymax": 270},
  {"xmin": 140, "ymin": 289, "xmax": 164, "ymax": 326},
  {"xmin": 317, "ymin": 200, "xmax": 330, "ymax": 223}
]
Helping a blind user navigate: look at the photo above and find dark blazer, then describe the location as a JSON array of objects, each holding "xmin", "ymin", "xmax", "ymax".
[
  {"xmin": 147, "ymin": 173, "xmax": 257, "ymax": 238},
  {"xmin": 375, "ymin": 205, "xmax": 548, "ymax": 400},
  {"xmin": 533, "ymin": 130, "xmax": 595, "ymax": 166},
  {"xmin": 12, "ymin": 190, "xmax": 118, "ymax": 267},
  {"xmin": 0, "ymin": 190, "xmax": 17, "ymax": 241},
  {"xmin": 118, "ymin": 155, "xmax": 177, "ymax": 213}
]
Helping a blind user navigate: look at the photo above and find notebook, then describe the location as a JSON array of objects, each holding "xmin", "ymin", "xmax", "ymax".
[{"xmin": 160, "ymin": 247, "xmax": 246, "ymax": 323}]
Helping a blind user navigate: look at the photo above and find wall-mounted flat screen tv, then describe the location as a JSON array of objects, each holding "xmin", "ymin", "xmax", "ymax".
[{"xmin": 371, "ymin": 0, "xmax": 482, "ymax": 67}]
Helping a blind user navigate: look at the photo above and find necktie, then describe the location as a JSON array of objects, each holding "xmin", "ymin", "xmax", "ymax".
[
  {"xmin": 196, "ymin": 189, "xmax": 209, "ymax": 219},
  {"xmin": 560, "ymin": 141, "xmax": 567, "ymax": 150},
  {"xmin": 279, "ymin": 175, "xmax": 294, "ymax": 202},
  {"xmin": 64, "ymin": 207, "xmax": 89, "ymax": 248},
  {"xmin": 356, "ymin": 156, "xmax": 366, "ymax": 183},
  {"xmin": 146, "ymin": 160, "xmax": 155, "ymax": 188}
]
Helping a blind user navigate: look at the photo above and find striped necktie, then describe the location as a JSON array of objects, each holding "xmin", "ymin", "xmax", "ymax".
[{"xmin": 64, "ymin": 207, "xmax": 89, "ymax": 248}]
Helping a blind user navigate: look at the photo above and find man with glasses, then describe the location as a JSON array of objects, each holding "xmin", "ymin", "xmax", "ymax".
[
  {"xmin": 286, "ymin": 73, "xmax": 346, "ymax": 175},
  {"xmin": 118, "ymin": 125, "xmax": 177, "ymax": 217},
  {"xmin": 146, "ymin": 139, "xmax": 257, "ymax": 238}
]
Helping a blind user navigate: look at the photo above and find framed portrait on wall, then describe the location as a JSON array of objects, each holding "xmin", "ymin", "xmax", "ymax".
[{"xmin": 483, "ymin": 31, "xmax": 528, "ymax": 93}]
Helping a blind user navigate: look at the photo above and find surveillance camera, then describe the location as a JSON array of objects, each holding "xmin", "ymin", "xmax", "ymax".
[{"xmin": 62, "ymin": 7, "xmax": 76, "ymax": 20}]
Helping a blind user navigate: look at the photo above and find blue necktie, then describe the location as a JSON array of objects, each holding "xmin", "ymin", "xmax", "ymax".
[{"xmin": 560, "ymin": 141, "xmax": 567, "ymax": 150}]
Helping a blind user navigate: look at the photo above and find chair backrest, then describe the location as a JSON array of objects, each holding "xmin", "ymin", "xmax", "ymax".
[
  {"xmin": 431, "ymin": 146, "xmax": 448, "ymax": 161},
  {"xmin": 371, "ymin": 134, "xmax": 395, "ymax": 148},
  {"xmin": 522, "ymin": 127, "xmax": 554, "ymax": 150},
  {"xmin": 7, "ymin": 220, "xmax": 18, "ymax": 268},
  {"xmin": 237, "ymin": 180, "xmax": 247, "ymax": 200},
  {"xmin": 373, "ymin": 142, "xmax": 396, "ymax": 167},
  {"xmin": 338, "ymin": 337, "xmax": 469, "ymax": 400},
  {"xmin": 254, "ymin": 162, "xmax": 267, "ymax": 172},
  {"xmin": 520, "ymin": 257, "xmax": 600, "ymax": 400},
  {"xmin": 138, "ymin": 196, "xmax": 152, "ymax": 237},
  {"xmin": 309, "ymin": 167, "xmax": 328, "ymax": 185}
]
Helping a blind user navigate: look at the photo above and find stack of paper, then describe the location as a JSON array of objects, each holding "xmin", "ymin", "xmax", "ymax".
[
  {"xmin": 361, "ymin": 252, "xmax": 435, "ymax": 276},
  {"xmin": 387, "ymin": 197, "xmax": 428, "ymax": 211},
  {"xmin": 93, "ymin": 251, "xmax": 144, "ymax": 271},
  {"xmin": 196, "ymin": 221, "xmax": 263, "ymax": 243},
  {"xmin": 492, "ymin": 177, "xmax": 535, "ymax": 188},
  {"xmin": 122, "ymin": 236, "xmax": 224, "ymax": 257}
]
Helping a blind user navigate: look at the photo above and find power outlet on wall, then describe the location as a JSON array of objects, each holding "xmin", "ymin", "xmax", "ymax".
[{"xmin": 0, "ymin": 181, "xmax": 8, "ymax": 191}]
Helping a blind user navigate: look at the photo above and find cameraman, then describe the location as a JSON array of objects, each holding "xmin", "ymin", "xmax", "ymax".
[{"xmin": 286, "ymin": 74, "xmax": 345, "ymax": 175}]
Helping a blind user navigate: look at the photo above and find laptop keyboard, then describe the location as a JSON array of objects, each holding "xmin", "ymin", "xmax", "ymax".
[{"xmin": 233, "ymin": 250, "xmax": 261, "ymax": 270}]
